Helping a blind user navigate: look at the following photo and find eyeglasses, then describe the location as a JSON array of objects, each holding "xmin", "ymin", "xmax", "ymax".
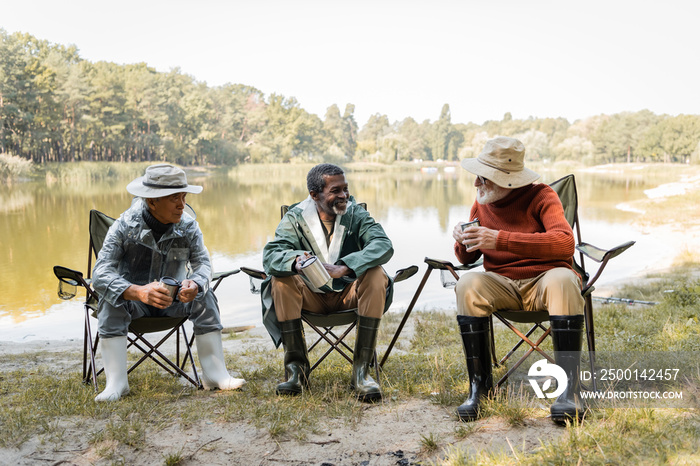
[{"xmin": 476, "ymin": 175, "xmax": 488, "ymax": 185}]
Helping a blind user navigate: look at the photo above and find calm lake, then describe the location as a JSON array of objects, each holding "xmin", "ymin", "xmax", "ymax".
[{"xmin": 0, "ymin": 163, "xmax": 685, "ymax": 342}]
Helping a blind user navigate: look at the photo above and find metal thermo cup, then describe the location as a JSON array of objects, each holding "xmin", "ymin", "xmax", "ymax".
[
  {"xmin": 159, "ymin": 276, "xmax": 181, "ymax": 300},
  {"xmin": 460, "ymin": 218, "xmax": 480, "ymax": 231},
  {"xmin": 299, "ymin": 256, "xmax": 332, "ymax": 288},
  {"xmin": 461, "ymin": 218, "xmax": 480, "ymax": 248}
]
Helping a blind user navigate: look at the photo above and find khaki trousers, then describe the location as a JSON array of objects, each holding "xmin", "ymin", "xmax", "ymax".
[
  {"xmin": 455, "ymin": 267, "xmax": 584, "ymax": 317},
  {"xmin": 271, "ymin": 266, "xmax": 389, "ymax": 322}
]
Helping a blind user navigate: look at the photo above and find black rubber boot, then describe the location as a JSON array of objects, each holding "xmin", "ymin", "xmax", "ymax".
[
  {"xmin": 456, "ymin": 315, "xmax": 493, "ymax": 422},
  {"xmin": 350, "ymin": 315, "xmax": 382, "ymax": 402},
  {"xmin": 549, "ymin": 314, "xmax": 585, "ymax": 424},
  {"xmin": 275, "ymin": 319, "xmax": 310, "ymax": 396}
]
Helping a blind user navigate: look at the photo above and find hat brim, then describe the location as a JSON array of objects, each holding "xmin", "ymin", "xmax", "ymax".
[
  {"xmin": 126, "ymin": 176, "xmax": 203, "ymax": 198},
  {"xmin": 460, "ymin": 158, "xmax": 540, "ymax": 189}
]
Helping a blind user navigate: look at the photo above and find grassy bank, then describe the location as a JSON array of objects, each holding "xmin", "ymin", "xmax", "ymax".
[
  {"xmin": 0, "ymin": 153, "xmax": 33, "ymax": 181},
  {"xmin": 1, "ymin": 264, "xmax": 698, "ymax": 464}
]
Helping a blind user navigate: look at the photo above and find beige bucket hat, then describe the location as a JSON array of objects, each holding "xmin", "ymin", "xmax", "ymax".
[
  {"xmin": 126, "ymin": 164, "xmax": 203, "ymax": 198},
  {"xmin": 460, "ymin": 137, "xmax": 540, "ymax": 188}
]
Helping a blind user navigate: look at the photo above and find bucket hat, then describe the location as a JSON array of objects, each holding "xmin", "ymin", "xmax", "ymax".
[
  {"xmin": 126, "ymin": 164, "xmax": 202, "ymax": 198},
  {"xmin": 460, "ymin": 137, "xmax": 540, "ymax": 188}
]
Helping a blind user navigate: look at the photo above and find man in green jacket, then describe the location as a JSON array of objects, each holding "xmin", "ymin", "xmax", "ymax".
[{"xmin": 262, "ymin": 163, "xmax": 394, "ymax": 401}]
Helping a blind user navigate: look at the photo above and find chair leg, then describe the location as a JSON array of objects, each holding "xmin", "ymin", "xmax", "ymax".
[
  {"xmin": 276, "ymin": 319, "xmax": 310, "ymax": 396},
  {"xmin": 456, "ymin": 315, "xmax": 493, "ymax": 422},
  {"xmin": 380, "ymin": 264, "xmax": 435, "ymax": 368},
  {"xmin": 550, "ymin": 315, "xmax": 586, "ymax": 424}
]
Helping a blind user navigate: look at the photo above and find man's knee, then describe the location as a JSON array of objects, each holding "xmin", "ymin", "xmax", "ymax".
[
  {"xmin": 97, "ymin": 302, "xmax": 133, "ymax": 338},
  {"xmin": 541, "ymin": 268, "xmax": 584, "ymax": 316},
  {"xmin": 358, "ymin": 266, "xmax": 389, "ymax": 291},
  {"xmin": 271, "ymin": 275, "xmax": 304, "ymax": 296},
  {"xmin": 455, "ymin": 272, "xmax": 496, "ymax": 317},
  {"xmin": 187, "ymin": 291, "xmax": 223, "ymax": 335}
]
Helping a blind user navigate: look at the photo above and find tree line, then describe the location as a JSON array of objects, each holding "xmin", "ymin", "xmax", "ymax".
[{"xmin": 2, "ymin": 29, "xmax": 700, "ymax": 166}]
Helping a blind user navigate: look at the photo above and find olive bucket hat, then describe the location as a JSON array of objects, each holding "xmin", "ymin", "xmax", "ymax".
[
  {"xmin": 126, "ymin": 164, "xmax": 203, "ymax": 198},
  {"xmin": 460, "ymin": 137, "xmax": 540, "ymax": 188}
]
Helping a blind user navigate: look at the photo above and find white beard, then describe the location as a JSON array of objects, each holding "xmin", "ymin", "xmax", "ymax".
[{"xmin": 476, "ymin": 184, "xmax": 511, "ymax": 205}]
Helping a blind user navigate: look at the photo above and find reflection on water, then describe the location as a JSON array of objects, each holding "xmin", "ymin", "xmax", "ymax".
[{"xmin": 0, "ymin": 164, "xmax": 686, "ymax": 341}]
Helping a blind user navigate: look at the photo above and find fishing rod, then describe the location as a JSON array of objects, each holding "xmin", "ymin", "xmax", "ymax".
[{"xmin": 592, "ymin": 296, "xmax": 658, "ymax": 306}]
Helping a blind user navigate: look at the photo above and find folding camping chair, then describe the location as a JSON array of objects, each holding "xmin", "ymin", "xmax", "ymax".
[
  {"xmin": 241, "ymin": 203, "xmax": 418, "ymax": 376},
  {"xmin": 53, "ymin": 208, "xmax": 239, "ymax": 392},
  {"xmin": 381, "ymin": 174, "xmax": 635, "ymax": 391}
]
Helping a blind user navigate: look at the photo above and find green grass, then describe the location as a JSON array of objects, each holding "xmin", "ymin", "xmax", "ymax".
[{"xmin": 1, "ymin": 266, "xmax": 699, "ymax": 463}]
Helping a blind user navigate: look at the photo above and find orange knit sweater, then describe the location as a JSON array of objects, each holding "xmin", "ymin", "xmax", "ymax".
[{"xmin": 454, "ymin": 183, "xmax": 575, "ymax": 280}]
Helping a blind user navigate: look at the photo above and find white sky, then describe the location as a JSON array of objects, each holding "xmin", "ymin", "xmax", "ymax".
[{"xmin": 2, "ymin": 0, "xmax": 699, "ymax": 126}]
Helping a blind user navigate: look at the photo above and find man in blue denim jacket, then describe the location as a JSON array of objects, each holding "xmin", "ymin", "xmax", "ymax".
[{"xmin": 92, "ymin": 164, "xmax": 244, "ymax": 401}]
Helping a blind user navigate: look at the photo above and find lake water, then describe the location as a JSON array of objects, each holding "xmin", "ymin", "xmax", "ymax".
[{"xmin": 0, "ymin": 163, "xmax": 687, "ymax": 342}]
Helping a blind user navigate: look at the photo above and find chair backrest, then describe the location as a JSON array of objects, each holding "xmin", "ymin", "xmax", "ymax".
[
  {"xmin": 549, "ymin": 174, "xmax": 578, "ymax": 229},
  {"xmin": 548, "ymin": 174, "xmax": 587, "ymax": 281},
  {"xmin": 88, "ymin": 210, "xmax": 116, "ymax": 278},
  {"xmin": 89, "ymin": 210, "xmax": 116, "ymax": 256}
]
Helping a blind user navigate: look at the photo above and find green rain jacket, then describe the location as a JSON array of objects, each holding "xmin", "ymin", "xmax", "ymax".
[{"xmin": 261, "ymin": 196, "xmax": 394, "ymax": 346}]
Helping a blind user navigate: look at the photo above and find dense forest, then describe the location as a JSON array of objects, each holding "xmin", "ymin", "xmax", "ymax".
[{"xmin": 2, "ymin": 29, "xmax": 700, "ymax": 167}]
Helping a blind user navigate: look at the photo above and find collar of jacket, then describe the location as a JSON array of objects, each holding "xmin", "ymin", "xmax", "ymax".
[
  {"xmin": 287, "ymin": 195, "xmax": 358, "ymax": 264},
  {"xmin": 122, "ymin": 198, "xmax": 194, "ymax": 249}
]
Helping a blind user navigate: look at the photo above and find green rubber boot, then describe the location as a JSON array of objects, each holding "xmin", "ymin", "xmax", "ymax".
[
  {"xmin": 275, "ymin": 319, "xmax": 310, "ymax": 396},
  {"xmin": 550, "ymin": 315, "xmax": 586, "ymax": 424},
  {"xmin": 456, "ymin": 315, "xmax": 493, "ymax": 421},
  {"xmin": 351, "ymin": 315, "xmax": 382, "ymax": 402}
]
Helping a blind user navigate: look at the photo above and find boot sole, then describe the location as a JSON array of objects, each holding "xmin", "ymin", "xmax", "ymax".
[
  {"xmin": 275, "ymin": 388, "xmax": 302, "ymax": 396},
  {"xmin": 357, "ymin": 391, "xmax": 382, "ymax": 403},
  {"xmin": 350, "ymin": 382, "xmax": 382, "ymax": 403},
  {"xmin": 551, "ymin": 412, "xmax": 584, "ymax": 425},
  {"xmin": 551, "ymin": 406, "xmax": 584, "ymax": 424},
  {"xmin": 276, "ymin": 381, "xmax": 309, "ymax": 396},
  {"xmin": 456, "ymin": 408, "xmax": 479, "ymax": 422}
]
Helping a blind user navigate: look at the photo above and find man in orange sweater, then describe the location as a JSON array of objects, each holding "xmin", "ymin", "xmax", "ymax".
[{"xmin": 452, "ymin": 137, "xmax": 585, "ymax": 425}]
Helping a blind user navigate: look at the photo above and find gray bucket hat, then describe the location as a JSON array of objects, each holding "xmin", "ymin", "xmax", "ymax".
[
  {"xmin": 460, "ymin": 137, "xmax": 540, "ymax": 188},
  {"xmin": 126, "ymin": 164, "xmax": 203, "ymax": 198}
]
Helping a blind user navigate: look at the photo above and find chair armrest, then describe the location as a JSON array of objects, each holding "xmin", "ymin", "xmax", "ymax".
[
  {"xmin": 393, "ymin": 265, "xmax": 419, "ymax": 283},
  {"xmin": 424, "ymin": 257, "xmax": 483, "ymax": 271},
  {"xmin": 577, "ymin": 240, "xmax": 635, "ymax": 294},
  {"xmin": 576, "ymin": 241, "xmax": 635, "ymax": 263},
  {"xmin": 210, "ymin": 269, "xmax": 240, "ymax": 292},
  {"xmin": 212, "ymin": 269, "xmax": 241, "ymax": 281},
  {"xmin": 53, "ymin": 265, "xmax": 94, "ymax": 301},
  {"xmin": 240, "ymin": 266, "xmax": 267, "ymax": 281},
  {"xmin": 53, "ymin": 265, "xmax": 84, "ymax": 284}
]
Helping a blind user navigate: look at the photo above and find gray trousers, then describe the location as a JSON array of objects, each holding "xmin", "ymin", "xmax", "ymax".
[{"xmin": 97, "ymin": 290, "xmax": 223, "ymax": 338}]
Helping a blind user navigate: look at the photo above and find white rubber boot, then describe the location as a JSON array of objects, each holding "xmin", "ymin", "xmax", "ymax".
[
  {"xmin": 195, "ymin": 331, "xmax": 246, "ymax": 390},
  {"xmin": 95, "ymin": 336, "xmax": 130, "ymax": 402}
]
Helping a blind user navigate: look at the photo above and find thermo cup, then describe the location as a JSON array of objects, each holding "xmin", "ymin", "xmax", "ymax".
[{"xmin": 299, "ymin": 256, "xmax": 332, "ymax": 288}]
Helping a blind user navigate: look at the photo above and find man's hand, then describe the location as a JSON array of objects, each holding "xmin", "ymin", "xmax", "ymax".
[
  {"xmin": 453, "ymin": 221, "xmax": 498, "ymax": 252},
  {"xmin": 294, "ymin": 251, "xmax": 313, "ymax": 273},
  {"xmin": 324, "ymin": 263, "xmax": 351, "ymax": 279},
  {"xmin": 123, "ymin": 282, "xmax": 173, "ymax": 309},
  {"xmin": 178, "ymin": 279, "xmax": 199, "ymax": 303}
]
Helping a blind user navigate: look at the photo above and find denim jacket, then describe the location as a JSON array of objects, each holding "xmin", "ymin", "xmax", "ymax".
[{"xmin": 92, "ymin": 198, "xmax": 212, "ymax": 308}]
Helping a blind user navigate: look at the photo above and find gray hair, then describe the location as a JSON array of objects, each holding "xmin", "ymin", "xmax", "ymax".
[{"xmin": 307, "ymin": 163, "xmax": 344, "ymax": 193}]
